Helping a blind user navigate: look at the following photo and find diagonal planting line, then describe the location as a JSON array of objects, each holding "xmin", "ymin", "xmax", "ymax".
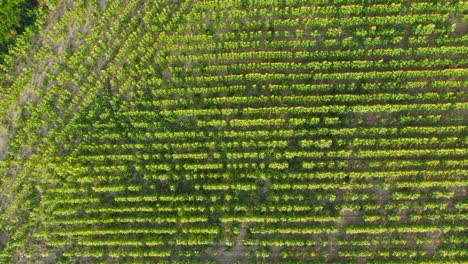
[
  {"xmin": 1, "ymin": 0, "xmax": 195, "ymax": 261},
  {"xmin": 0, "ymin": 0, "xmax": 140, "ymax": 199},
  {"xmin": 0, "ymin": 0, "xmax": 167, "ymax": 260},
  {"xmin": 0, "ymin": 0, "xmax": 145, "ymax": 227}
]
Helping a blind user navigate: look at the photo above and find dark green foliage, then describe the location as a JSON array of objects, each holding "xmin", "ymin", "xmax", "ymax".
[{"xmin": 0, "ymin": 0, "xmax": 39, "ymax": 56}]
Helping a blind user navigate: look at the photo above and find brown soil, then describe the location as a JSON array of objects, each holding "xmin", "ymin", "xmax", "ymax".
[{"xmin": 216, "ymin": 222, "xmax": 248, "ymax": 263}]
